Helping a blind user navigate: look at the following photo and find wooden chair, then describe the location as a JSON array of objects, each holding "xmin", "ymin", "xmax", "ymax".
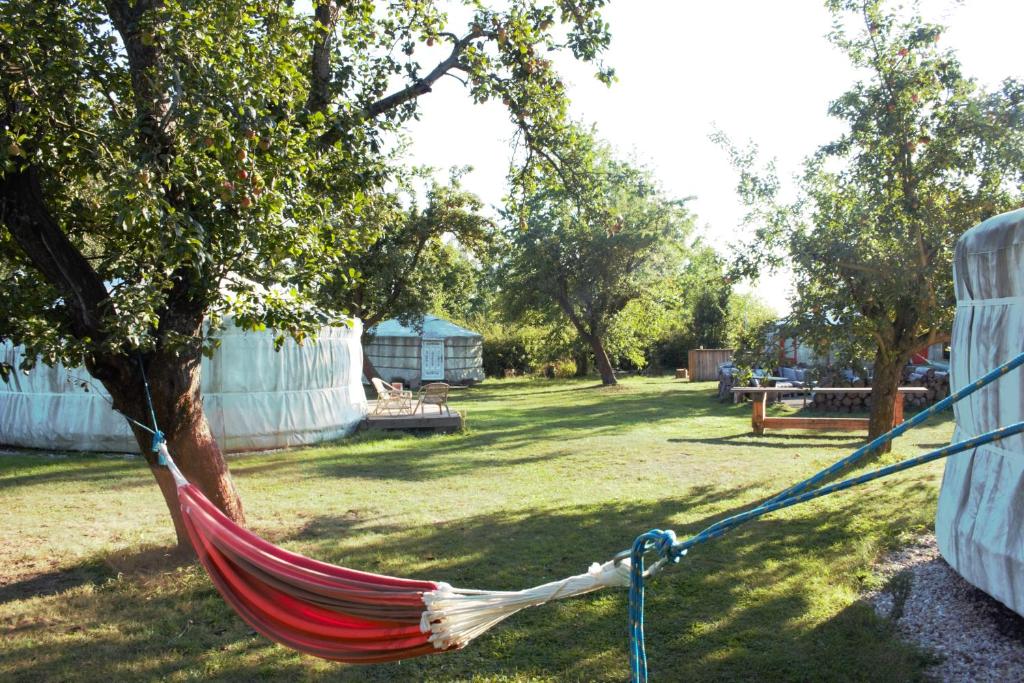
[
  {"xmin": 413, "ymin": 382, "xmax": 451, "ymax": 415},
  {"xmin": 370, "ymin": 377, "xmax": 413, "ymax": 415}
]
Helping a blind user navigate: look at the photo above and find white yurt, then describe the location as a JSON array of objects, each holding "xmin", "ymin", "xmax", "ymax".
[
  {"xmin": 0, "ymin": 318, "xmax": 367, "ymax": 453},
  {"xmin": 936, "ymin": 207, "xmax": 1024, "ymax": 617},
  {"xmin": 364, "ymin": 315, "xmax": 484, "ymax": 388}
]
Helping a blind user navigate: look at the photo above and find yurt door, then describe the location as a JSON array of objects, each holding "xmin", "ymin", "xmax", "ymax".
[{"xmin": 421, "ymin": 340, "xmax": 445, "ymax": 381}]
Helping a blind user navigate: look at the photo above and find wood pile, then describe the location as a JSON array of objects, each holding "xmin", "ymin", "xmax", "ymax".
[
  {"xmin": 807, "ymin": 372, "xmax": 867, "ymax": 412},
  {"xmin": 900, "ymin": 366, "xmax": 951, "ymax": 409},
  {"xmin": 806, "ymin": 366, "xmax": 950, "ymax": 412}
]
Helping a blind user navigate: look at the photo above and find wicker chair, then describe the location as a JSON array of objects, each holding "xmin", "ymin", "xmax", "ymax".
[
  {"xmin": 413, "ymin": 382, "xmax": 451, "ymax": 415},
  {"xmin": 370, "ymin": 377, "xmax": 413, "ymax": 415}
]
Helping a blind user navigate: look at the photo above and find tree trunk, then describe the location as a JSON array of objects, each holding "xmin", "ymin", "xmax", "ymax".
[
  {"xmin": 867, "ymin": 347, "xmax": 906, "ymax": 452},
  {"xmin": 362, "ymin": 343, "xmax": 381, "ymax": 382},
  {"xmin": 92, "ymin": 339, "xmax": 245, "ymax": 550},
  {"xmin": 589, "ymin": 335, "xmax": 617, "ymax": 386}
]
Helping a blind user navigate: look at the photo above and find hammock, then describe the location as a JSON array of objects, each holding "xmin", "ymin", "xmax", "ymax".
[
  {"xmin": 136, "ymin": 348, "xmax": 1024, "ymax": 682},
  {"xmin": 166, "ymin": 453, "xmax": 631, "ymax": 663}
]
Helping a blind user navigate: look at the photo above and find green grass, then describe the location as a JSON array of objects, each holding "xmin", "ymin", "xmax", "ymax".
[{"xmin": 0, "ymin": 377, "xmax": 953, "ymax": 681}]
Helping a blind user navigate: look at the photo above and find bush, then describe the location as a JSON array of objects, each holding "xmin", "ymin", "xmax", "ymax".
[
  {"xmin": 650, "ymin": 328, "xmax": 693, "ymax": 372},
  {"xmin": 551, "ymin": 359, "xmax": 577, "ymax": 378},
  {"xmin": 483, "ymin": 335, "xmax": 534, "ymax": 377}
]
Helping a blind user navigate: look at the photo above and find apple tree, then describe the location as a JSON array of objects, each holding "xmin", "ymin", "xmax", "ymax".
[
  {"xmin": 725, "ymin": 0, "xmax": 1024, "ymax": 441},
  {"xmin": 318, "ymin": 174, "xmax": 492, "ymax": 380},
  {"xmin": 0, "ymin": 0, "xmax": 613, "ymax": 545}
]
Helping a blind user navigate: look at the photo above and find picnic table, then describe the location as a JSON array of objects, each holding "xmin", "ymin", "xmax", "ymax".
[{"xmin": 731, "ymin": 386, "xmax": 929, "ymax": 435}]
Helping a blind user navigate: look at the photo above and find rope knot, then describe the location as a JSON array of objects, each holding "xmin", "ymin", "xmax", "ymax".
[
  {"xmin": 650, "ymin": 529, "xmax": 678, "ymax": 563},
  {"xmin": 151, "ymin": 430, "xmax": 166, "ymax": 464}
]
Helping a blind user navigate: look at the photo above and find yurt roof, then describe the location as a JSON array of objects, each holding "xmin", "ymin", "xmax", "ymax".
[{"xmin": 370, "ymin": 315, "xmax": 481, "ymax": 339}]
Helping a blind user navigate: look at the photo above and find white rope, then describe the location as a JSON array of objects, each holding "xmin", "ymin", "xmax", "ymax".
[
  {"xmin": 420, "ymin": 558, "xmax": 632, "ymax": 650},
  {"xmin": 159, "ymin": 443, "xmax": 189, "ymax": 487}
]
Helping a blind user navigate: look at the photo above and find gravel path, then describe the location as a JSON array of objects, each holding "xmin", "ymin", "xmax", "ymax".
[{"xmin": 866, "ymin": 535, "xmax": 1024, "ymax": 682}]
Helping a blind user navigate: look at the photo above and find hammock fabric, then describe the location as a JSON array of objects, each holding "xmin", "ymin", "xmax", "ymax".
[
  {"xmin": 178, "ymin": 480, "xmax": 443, "ymax": 663},
  {"xmin": 169, "ymin": 454, "xmax": 631, "ymax": 664}
]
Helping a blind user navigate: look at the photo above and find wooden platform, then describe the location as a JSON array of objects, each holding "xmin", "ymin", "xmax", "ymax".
[{"xmin": 361, "ymin": 402, "xmax": 463, "ymax": 434}]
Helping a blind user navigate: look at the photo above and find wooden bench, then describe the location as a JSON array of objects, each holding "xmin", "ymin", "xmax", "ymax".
[{"xmin": 731, "ymin": 386, "xmax": 929, "ymax": 434}]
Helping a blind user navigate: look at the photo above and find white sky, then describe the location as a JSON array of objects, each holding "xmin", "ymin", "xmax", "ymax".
[{"xmin": 402, "ymin": 0, "xmax": 1024, "ymax": 314}]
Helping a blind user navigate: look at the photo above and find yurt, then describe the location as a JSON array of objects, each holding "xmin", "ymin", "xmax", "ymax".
[
  {"xmin": 0, "ymin": 318, "xmax": 367, "ymax": 453},
  {"xmin": 364, "ymin": 315, "xmax": 484, "ymax": 388},
  {"xmin": 936, "ymin": 207, "xmax": 1024, "ymax": 616}
]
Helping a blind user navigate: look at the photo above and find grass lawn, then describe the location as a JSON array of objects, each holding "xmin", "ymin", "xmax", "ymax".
[{"xmin": 0, "ymin": 377, "xmax": 954, "ymax": 681}]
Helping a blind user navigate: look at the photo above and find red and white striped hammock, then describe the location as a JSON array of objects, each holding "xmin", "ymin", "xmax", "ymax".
[{"xmin": 167, "ymin": 445, "xmax": 631, "ymax": 663}]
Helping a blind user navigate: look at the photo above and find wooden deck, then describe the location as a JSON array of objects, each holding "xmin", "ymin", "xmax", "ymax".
[{"xmin": 361, "ymin": 402, "xmax": 463, "ymax": 434}]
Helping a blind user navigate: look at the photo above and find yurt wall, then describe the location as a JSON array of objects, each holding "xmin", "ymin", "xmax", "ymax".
[
  {"xmin": 936, "ymin": 207, "xmax": 1024, "ymax": 617},
  {"xmin": 443, "ymin": 336, "xmax": 484, "ymax": 384},
  {"xmin": 366, "ymin": 336, "xmax": 423, "ymax": 387},
  {"xmin": 0, "ymin": 319, "xmax": 367, "ymax": 453}
]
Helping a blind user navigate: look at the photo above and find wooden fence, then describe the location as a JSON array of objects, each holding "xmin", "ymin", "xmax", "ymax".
[{"xmin": 688, "ymin": 348, "xmax": 734, "ymax": 381}]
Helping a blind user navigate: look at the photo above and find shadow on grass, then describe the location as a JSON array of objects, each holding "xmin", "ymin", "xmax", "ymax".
[
  {"xmin": 2, "ymin": 480, "xmax": 938, "ymax": 682},
  {"xmin": 0, "ymin": 560, "xmax": 115, "ymax": 605},
  {"xmin": 224, "ymin": 382, "xmax": 734, "ymax": 485},
  {"xmin": 0, "ymin": 547, "xmax": 193, "ymax": 606},
  {"xmin": 0, "ymin": 457, "xmax": 148, "ymax": 491},
  {"xmin": 669, "ymin": 432, "xmax": 867, "ymax": 451}
]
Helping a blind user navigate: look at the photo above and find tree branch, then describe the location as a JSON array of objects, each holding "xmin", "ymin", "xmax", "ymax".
[
  {"xmin": 306, "ymin": 1, "xmax": 338, "ymax": 114},
  {"xmin": 0, "ymin": 163, "xmax": 109, "ymax": 340},
  {"xmin": 105, "ymin": 0, "xmax": 175, "ymax": 160},
  {"xmin": 317, "ymin": 31, "xmax": 478, "ymax": 149},
  {"xmin": 367, "ymin": 226, "xmax": 432, "ymax": 327},
  {"xmin": 837, "ymin": 260, "xmax": 884, "ymax": 276},
  {"xmin": 554, "ymin": 274, "xmax": 589, "ymax": 337}
]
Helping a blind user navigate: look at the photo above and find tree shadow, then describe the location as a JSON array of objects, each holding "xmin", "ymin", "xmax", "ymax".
[
  {"xmin": 0, "ymin": 560, "xmax": 114, "ymax": 605},
  {"xmin": 2, "ymin": 479, "xmax": 944, "ymax": 682},
  {"xmin": 670, "ymin": 432, "xmax": 866, "ymax": 450},
  {"xmin": 0, "ymin": 457, "xmax": 149, "ymax": 491}
]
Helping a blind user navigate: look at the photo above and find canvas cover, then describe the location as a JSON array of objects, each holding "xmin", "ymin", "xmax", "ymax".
[
  {"xmin": 936, "ymin": 207, "xmax": 1024, "ymax": 616},
  {"xmin": 0, "ymin": 319, "xmax": 367, "ymax": 453}
]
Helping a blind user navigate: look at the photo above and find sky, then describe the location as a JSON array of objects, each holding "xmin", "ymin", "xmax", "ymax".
[{"xmin": 401, "ymin": 0, "xmax": 1024, "ymax": 314}]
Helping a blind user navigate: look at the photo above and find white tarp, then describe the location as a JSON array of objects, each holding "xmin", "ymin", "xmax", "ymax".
[
  {"xmin": 936, "ymin": 207, "xmax": 1024, "ymax": 617},
  {"xmin": 0, "ymin": 318, "xmax": 367, "ymax": 453}
]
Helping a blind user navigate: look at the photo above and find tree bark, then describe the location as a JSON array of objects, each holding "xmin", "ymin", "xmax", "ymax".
[
  {"xmin": 2, "ymin": 160, "xmax": 244, "ymax": 550},
  {"xmin": 867, "ymin": 347, "xmax": 906, "ymax": 452},
  {"xmin": 90, "ymin": 331, "xmax": 246, "ymax": 549},
  {"xmin": 589, "ymin": 335, "xmax": 617, "ymax": 386}
]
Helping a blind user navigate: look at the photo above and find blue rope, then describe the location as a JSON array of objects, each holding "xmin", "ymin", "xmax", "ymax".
[
  {"xmin": 136, "ymin": 355, "xmax": 166, "ymax": 463},
  {"xmin": 626, "ymin": 350, "xmax": 1024, "ymax": 681},
  {"xmin": 627, "ymin": 529, "xmax": 678, "ymax": 682}
]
